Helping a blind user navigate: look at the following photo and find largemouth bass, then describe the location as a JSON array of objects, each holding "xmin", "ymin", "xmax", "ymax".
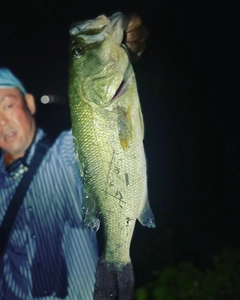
[{"xmin": 68, "ymin": 12, "xmax": 155, "ymax": 300}]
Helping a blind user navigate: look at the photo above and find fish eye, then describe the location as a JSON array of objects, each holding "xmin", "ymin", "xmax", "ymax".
[{"xmin": 74, "ymin": 47, "xmax": 83, "ymax": 57}]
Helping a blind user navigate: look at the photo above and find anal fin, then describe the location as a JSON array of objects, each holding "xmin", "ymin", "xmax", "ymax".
[{"xmin": 83, "ymin": 195, "xmax": 100, "ymax": 230}]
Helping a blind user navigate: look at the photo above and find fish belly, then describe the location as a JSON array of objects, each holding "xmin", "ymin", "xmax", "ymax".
[
  {"xmin": 72, "ymin": 94, "xmax": 146, "ymax": 255},
  {"xmin": 70, "ymin": 89, "xmax": 147, "ymax": 299}
]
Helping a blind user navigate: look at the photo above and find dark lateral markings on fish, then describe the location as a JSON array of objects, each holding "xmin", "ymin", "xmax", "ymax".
[
  {"xmin": 125, "ymin": 173, "xmax": 129, "ymax": 186},
  {"xmin": 105, "ymin": 190, "xmax": 126, "ymax": 206}
]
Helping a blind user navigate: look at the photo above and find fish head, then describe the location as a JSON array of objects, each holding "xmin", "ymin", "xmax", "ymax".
[{"xmin": 69, "ymin": 13, "xmax": 134, "ymax": 109}]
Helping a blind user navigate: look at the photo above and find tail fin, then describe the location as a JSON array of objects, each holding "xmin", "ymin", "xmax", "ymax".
[{"xmin": 94, "ymin": 257, "xmax": 134, "ymax": 300}]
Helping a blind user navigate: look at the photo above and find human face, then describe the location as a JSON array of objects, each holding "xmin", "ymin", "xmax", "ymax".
[{"xmin": 0, "ymin": 88, "xmax": 36, "ymax": 162}]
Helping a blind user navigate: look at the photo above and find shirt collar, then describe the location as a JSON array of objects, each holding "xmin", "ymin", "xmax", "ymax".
[{"xmin": 0, "ymin": 128, "xmax": 45, "ymax": 177}]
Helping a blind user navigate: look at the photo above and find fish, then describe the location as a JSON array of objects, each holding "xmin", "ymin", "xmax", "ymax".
[{"xmin": 68, "ymin": 12, "xmax": 155, "ymax": 300}]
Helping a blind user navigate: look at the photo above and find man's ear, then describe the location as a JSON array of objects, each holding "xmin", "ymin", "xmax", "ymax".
[{"xmin": 25, "ymin": 94, "xmax": 36, "ymax": 115}]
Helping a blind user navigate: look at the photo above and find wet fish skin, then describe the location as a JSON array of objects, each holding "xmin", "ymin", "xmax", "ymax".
[{"xmin": 68, "ymin": 12, "xmax": 155, "ymax": 299}]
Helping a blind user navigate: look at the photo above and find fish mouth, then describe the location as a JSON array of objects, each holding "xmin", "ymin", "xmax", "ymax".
[
  {"xmin": 111, "ymin": 58, "xmax": 133, "ymax": 102},
  {"xmin": 111, "ymin": 80, "xmax": 126, "ymax": 101},
  {"xmin": 111, "ymin": 71, "xmax": 131, "ymax": 101}
]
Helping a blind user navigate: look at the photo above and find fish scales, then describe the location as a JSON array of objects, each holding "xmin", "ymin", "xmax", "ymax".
[
  {"xmin": 68, "ymin": 12, "xmax": 155, "ymax": 300},
  {"xmin": 71, "ymin": 84, "xmax": 146, "ymax": 263}
]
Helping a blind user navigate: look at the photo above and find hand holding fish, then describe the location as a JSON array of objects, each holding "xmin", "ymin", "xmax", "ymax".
[{"xmin": 123, "ymin": 13, "xmax": 149, "ymax": 63}]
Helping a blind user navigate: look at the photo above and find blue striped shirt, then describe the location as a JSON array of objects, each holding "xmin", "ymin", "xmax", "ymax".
[{"xmin": 0, "ymin": 128, "xmax": 99, "ymax": 300}]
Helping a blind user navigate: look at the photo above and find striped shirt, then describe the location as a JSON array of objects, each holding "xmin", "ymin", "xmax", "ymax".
[{"xmin": 0, "ymin": 128, "xmax": 99, "ymax": 300}]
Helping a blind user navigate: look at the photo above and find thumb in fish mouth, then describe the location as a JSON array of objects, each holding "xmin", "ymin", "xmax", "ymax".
[{"xmin": 93, "ymin": 257, "xmax": 134, "ymax": 300}]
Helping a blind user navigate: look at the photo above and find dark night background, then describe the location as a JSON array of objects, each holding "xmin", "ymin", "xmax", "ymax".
[{"xmin": 1, "ymin": 0, "xmax": 239, "ymax": 289}]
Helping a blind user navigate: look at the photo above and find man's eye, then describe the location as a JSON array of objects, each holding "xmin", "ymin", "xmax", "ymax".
[{"xmin": 5, "ymin": 104, "xmax": 13, "ymax": 110}]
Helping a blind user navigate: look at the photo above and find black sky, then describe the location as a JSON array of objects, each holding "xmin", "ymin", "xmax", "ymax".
[{"xmin": 1, "ymin": 0, "xmax": 239, "ymax": 287}]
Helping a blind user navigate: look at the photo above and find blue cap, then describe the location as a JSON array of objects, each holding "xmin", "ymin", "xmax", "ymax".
[{"xmin": 0, "ymin": 68, "xmax": 27, "ymax": 95}]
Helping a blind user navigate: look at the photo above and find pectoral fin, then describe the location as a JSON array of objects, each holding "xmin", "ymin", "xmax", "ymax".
[{"xmin": 118, "ymin": 106, "xmax": 132, "ymax": 150}]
